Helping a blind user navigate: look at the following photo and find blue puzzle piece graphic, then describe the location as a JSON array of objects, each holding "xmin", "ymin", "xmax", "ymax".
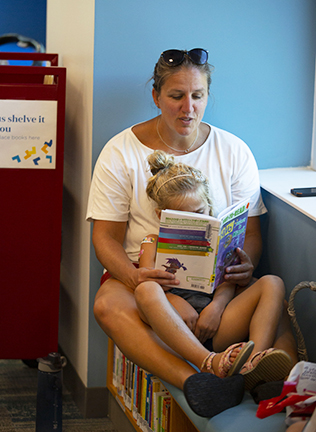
[
  {"xmin": 33, "ymin": 157, "xmax": 41, "ymax": 165},
  {"xmin": 45, "ymin": 139, "xmax": 53, "ymax": 147},
  {"xmin": 12, "ymin": 155, "xmax": 21, "ymax": 163},
  {"xmin": 46, "ymin": 155, "xmax": 52, "ymax": 163}
]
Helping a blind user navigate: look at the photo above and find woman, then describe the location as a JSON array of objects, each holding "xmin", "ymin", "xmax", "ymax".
[{"xmin": 87, "ymin": 48, "xmax": 297, "ymax": 417}]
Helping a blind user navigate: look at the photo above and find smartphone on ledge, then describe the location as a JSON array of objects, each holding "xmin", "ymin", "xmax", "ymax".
[{"xmin": 290, "ymin": 187, "xmax": 316, "ymax": 197}]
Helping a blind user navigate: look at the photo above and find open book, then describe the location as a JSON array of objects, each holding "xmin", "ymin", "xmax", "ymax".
[{"xmin": 155, "ymin": 198, "xmax": 250, "ymax": 294}]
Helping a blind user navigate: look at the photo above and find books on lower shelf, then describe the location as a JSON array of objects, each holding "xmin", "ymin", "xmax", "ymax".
[
  {"xmin": 155, "ymin": 198, "xmax": 250, "ymax": 294},
  {"xmin": 112, "ymin": 345, "xmax": 171, "ymax": 432}
]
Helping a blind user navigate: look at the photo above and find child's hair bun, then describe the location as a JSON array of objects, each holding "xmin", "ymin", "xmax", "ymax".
[{"xmin": 147, "ymin": 150, "xmax": 175, "ymax": 176}]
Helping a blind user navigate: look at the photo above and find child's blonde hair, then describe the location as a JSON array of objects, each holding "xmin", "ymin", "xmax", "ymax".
[{"xmin": 146, "ymin": 150, "xmax": 212, "ymax": 214}]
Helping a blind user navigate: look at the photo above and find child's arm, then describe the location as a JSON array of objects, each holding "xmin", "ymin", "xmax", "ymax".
[
  {"xmin": 194, "ymin": 282, "xmax": 235, "ymax": 343},
  {"xmin": 138, "ymin": 235, "xmax": 158, "ymax": 268}
]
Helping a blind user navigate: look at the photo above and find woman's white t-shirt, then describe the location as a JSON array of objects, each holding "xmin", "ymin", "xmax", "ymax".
[{"xmin": 86, "ymin": 123, "xmax": 267, "ymax": 263}]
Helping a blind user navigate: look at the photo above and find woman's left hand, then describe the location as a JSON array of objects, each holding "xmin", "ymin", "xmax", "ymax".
[{"xmin": 223, "ymin": 247, "xmax": 254, "ymax": 287}]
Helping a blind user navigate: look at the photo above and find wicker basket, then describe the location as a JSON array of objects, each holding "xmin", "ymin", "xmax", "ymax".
[{"xmin": 287, "ymin": 281, "xmax": 316, "ymax": 362}]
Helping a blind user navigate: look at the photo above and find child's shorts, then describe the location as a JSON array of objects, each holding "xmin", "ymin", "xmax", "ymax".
[
  {"xmin": 168, "ymin": 288, "xmax": 214, "ymax": 351},
  {"xmin": 168, "ymin": 288, "xmax": 214, "ymax": 314}
]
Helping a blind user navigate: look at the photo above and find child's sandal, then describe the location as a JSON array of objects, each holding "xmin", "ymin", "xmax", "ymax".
[
  {"xmin": 241, "ymin": 348, "xmax": 275, "ymax": 373},
  {"xmin": 201, "ymin": 352, "xmax": 217, "ymax": 374},
  {"xmin": 241, "ymin": 348, "xmax": 293, "ymax": 391},
  {"xmin": 201, "ymin": 340, "xmax": 254, "ymax": 378}
]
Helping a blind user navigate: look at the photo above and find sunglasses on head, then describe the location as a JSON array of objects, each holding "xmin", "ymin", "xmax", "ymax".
[{"xmin": 160, "ymin": 48, "xmax": 208, "ymax": 67}]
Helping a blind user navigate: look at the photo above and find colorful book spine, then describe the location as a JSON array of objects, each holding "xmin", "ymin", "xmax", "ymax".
[
  {"xmin": 112, "ymin": 345, "xmax": 171, "ymax": 432},
  {"xmin": 162, "ymin": 396, "xmax": 171, "ymax": 432},
  {"xmin": 157, "ymin": 227, "xmax": 212, "ymax": 256},
  {"xmin": 132, "ymin": 364, "xmax": 139, "ymax": 420}
]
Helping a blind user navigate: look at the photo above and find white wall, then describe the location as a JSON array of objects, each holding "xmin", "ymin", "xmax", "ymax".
[{"xmin": 46, "ymin": 0, "xmax": 95, "ymax": 386}]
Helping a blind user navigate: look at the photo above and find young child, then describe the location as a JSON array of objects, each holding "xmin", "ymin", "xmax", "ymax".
[
  {"xmin": 134, "ymin": 150, "xmax": 295, "ymax": 393},
  {"xmin": 140, "ymin": 150, "xmax": 238, "ymax": 346}
]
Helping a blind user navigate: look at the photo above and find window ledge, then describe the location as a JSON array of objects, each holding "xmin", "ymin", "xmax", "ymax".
[{"xmin": 259, "ymin": 166, "xmax": 316, "ymax": 222}]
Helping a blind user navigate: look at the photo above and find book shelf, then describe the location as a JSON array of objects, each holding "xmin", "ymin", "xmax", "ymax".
[{"xmin": 107, "ymin": 338, "xmax": 199, "ymax": 432}]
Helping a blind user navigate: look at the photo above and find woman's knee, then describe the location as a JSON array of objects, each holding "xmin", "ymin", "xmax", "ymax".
[
  {"xmin": 94, "ymin": 291, "xmax": 117, "ymax": 329},
  {"xmin": 94, "ymin": 283, "xmax": 135, "ymax": 330}
]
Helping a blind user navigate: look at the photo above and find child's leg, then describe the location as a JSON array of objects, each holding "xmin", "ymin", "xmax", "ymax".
[
  {"xmin": 134, "ymin": 281, "xmax": 251, "ymax": 376},
  {"xmin": 272, "ymin": 298, "xmax": 298, "ymax": 363},
  {"xmin": 212, "ymin": 275, "xmax": 298, "ymax": 365},
  {"xmin": 210, "ymin": 275, "xmax": 296, "ymax": 389},
  {"xmin": 137, "ymin": 289, "xmax": 199, "ymax": 331},
  {"xmin": 165, "ymin": 291, "xmax": 199, "ymax": 332}
]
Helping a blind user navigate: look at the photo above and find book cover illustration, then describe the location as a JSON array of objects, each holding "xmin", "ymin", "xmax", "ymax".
[
  {"xmin": 155, "ymin": 198, "xmax": 250, "ymax": 294},
  {"xmin": 213, "ymin": 200, "xmax": 250, "ymax": 288}
]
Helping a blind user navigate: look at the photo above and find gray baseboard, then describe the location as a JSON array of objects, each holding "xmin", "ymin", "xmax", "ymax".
[
  {"xmin": 107, "ymin": 391, "xmax": 137, "ymax": 432},
  {"xmin": 61, "ymin": 349, "xmax": 109, "ymax": 419}
]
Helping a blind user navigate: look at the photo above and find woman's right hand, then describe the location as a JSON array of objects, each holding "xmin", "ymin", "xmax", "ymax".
[
  {"xmin": 92, "ymin": 221, "xmax": 173, "ymax": 290},
  {"xmin": 92, "ymin": 221, "xmax": 180, "ymax": 290},
  {"xmin": 131, "ymin": 267, "xmax": 180, "ymax": 291}
]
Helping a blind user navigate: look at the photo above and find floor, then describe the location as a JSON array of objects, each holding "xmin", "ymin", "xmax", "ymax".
[{"xmin": 0, "ymin": 359, "xmax": 117, "ymax": 431}]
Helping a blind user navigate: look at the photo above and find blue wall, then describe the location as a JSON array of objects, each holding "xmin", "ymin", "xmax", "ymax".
[
  {"xmin": 92, "ymin": 0, "xmax": 316, "ymax": 170},
  {"xmin": 0, "ymin": 0, "xmax": 46, "ymax": 47}
]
